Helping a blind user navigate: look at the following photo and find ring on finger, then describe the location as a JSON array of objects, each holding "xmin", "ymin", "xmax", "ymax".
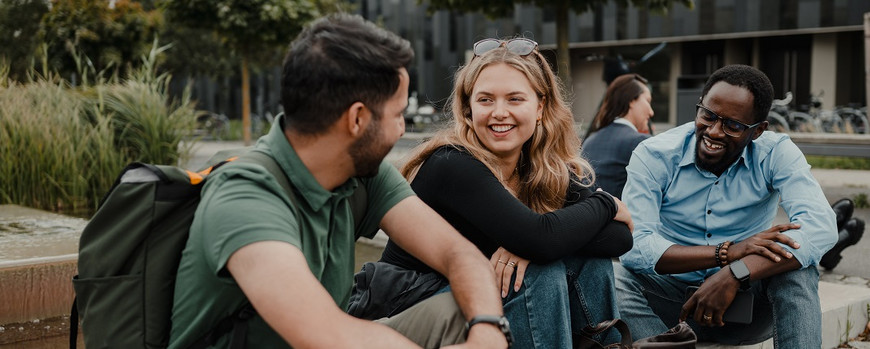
[
  {"xmin": 506, "ymin": 261, "xmax": 516, "ymax": 267},
  {"xmin": 702, "ymin": 314, "xmax": 712, "ymax": 321},
  {"xmin": 497, "ymin": 260, "xmax": 506, "ymax": 264}
]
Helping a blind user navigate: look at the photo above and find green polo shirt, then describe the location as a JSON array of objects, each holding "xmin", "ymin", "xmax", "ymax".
[{"xmin": 169, "ymin": 120, "xmax": 415, "ymax": 348}]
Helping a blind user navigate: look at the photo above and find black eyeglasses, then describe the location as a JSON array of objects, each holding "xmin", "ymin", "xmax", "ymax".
[
  {"xmin": 473, "ymin": 38, "xmax": 538, "ymax": 57},
  {"xmin": 695, "ymin": 104, "xmax": 762, "ymax": 137}
]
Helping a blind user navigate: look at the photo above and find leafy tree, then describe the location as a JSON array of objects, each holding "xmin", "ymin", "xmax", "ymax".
[
  {"xmin": 161, "ymin": 0, "xmax": 323, "ymax": 145},
  {"xmin": 159, "ymin": 23, "xmax": 239, "ymax": 79},
  {"xmin": 0, "ymin": 0, "xmax": 49, "ymax": 82},
  {"xmin": 38, "ymin": 0, "xmax": 161, "ymax": 83},
  {"xmin": 425, "ymin": 0, "xmax": 693, "ymax": 88}
]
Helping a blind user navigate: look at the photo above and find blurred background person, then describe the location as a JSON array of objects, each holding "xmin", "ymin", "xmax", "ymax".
[{"xmin": 582, "ymin": 74, "xmax": 654, "ymax": 198}]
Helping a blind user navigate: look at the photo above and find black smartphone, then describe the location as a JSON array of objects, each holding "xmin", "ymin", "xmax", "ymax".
[{"xmin": 684, "ymin": 286, "xmax": 754, "ymax": 324}]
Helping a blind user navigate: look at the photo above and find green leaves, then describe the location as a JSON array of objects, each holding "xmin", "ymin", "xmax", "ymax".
[
  {"xmin": 38, "ymin": 0, "xmax": 161, "ymax": 82},
  {"xmin": 162, "ymin": 0, "xmax": 320, "ymax": 55},
  {"xmin": 0, "ymin": 0, "xmax": 49, "ymax": 81},
  {"xmin": 425, "ymin": 0, "xmax": 693, "ymax": 20}
]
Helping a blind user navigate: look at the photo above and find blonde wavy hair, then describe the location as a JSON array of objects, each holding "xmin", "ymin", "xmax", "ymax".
[{"xmin": 401, "ymin": 45, "xmax": 595, "ymax": 213}]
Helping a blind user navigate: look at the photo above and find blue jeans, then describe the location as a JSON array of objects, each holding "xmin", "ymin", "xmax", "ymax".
[
  {"xmin": 613, "ymin": 262, "xmax": 821, "ymax": 348},
  {"xmin": 501, "ymin": 256, "xmax": 621, "ymax": 348}
]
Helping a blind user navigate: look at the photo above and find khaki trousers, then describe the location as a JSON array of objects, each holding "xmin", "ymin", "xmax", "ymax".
[{"xmin": 376, "ymin": 292, "xmax": 467, "ymax": 348}]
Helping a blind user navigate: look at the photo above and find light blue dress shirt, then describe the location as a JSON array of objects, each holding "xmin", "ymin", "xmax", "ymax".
[{"xmin": 619, "ymin": 122, "xmax": 837, "ymax": 283}]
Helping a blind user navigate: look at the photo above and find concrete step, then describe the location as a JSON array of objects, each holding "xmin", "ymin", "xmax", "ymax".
[
  {"xmin": 358, "ymin": 233, "xmax": 870, "ymax": 349},
  {"xmin": 4, "ymin": 207, "xmax": 870, "ymax": 348},
  {"xmin": 696, "ymin": 281, "xmax": 870, "ymax": 349}
]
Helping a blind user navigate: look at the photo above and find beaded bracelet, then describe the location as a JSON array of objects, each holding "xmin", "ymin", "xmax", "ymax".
[
  {"xmin": 718, "ymin": 241, "xmax": 732, "ymax": 267},
  {"xmin": 714, "ymin": 242, "xmax": 725, "ymax": 267}
]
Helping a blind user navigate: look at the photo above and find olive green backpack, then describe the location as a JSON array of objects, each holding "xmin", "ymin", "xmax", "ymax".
[{"xmin": 70, "ymin": 149, "xmax": 368, "ymax": 349}]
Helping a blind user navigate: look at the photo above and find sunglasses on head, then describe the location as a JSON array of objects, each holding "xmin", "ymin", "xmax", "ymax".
[
  {"xmin": 473, "ymin": 38, "xmax": 538, "ymax": 57},
  {"xmin": 695, "ymin": 103, "xmax": 762, "ymax": 137},
  {"xmin": 632, "ymin": 74, "xmax": 648, "ymax": 84}
]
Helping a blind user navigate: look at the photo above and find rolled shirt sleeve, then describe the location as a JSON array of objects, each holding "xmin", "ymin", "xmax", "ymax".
[{"xmin": 764, "ymin": 139, "xmax": 837, "ymax": 267}]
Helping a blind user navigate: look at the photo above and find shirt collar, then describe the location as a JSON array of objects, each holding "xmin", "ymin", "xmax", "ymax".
[
  {"xmin": 613, "ymin": 118, "xmax": 638, "ymax": 131},
  {"xmin": 255, "ymin": 115, "xmax": 358, "ymax": 211}
]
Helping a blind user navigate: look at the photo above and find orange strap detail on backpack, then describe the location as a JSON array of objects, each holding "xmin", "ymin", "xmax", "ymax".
[{"xmin": 187, "ymin": 156, "xmax": 239, "ymax": 185}]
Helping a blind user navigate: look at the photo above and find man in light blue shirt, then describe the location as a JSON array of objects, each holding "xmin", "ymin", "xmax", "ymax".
[{"xmin": 615, "ymin": 65, "xmax": 837, "ymax": 348}]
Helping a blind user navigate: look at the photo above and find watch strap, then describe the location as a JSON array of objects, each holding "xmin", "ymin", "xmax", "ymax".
[{"xmin": 467, "ymin": 315, "xmax": 513, "ymax": 347}]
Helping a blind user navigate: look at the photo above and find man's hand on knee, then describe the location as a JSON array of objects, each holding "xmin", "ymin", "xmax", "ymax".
[{"xmin": 728, "ymin": 223, "xmax": 801, "ymax": 263}]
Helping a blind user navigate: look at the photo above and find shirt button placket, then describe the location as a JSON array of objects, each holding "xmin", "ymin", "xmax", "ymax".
[{"xmin": 705, "ymin": 178, "xmax": 719, "ymax": 242}]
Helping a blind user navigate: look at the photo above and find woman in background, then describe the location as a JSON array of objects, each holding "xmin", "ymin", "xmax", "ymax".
[{"xmin": 582, "ymin": 74, "xmax": 654, "ymax": 198}]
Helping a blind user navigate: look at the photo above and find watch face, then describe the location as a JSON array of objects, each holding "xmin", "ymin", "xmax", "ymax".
[{"xmin": 731, "ymin": 260, "xmax": 750, "ymax": 281}]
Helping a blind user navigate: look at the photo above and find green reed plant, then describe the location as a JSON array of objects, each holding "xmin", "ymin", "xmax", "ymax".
[
  {"xmin": 0, "ymin": 78, "xmax": 120, "ymax": 214},
  {"xmin": 0, "ymin": 41, "xmax": 200, "ymax": 216},
  {"xmin": 89, "ymin": 73, "xmax": 199, "ymax": 166}
]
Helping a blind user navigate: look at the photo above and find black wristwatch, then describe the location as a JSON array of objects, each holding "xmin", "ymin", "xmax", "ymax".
[
  {"xmin": 729, "ymin": 259, "xmax": 751, "ymax": 290},
  {"xmin": 467, "ymin": 315, "xmax": 513, "ymax": 347}
]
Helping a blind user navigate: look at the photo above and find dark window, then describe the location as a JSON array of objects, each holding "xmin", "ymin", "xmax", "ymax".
[
  {"xmin": 449, "ymin": 14, "xmax": 457, "ymax": 52},
  {"xmin": 779, "ymin": 0, "xmax": 798, "ymax": 29},
  {"xmin": 699, "ymin": 0, "xmax": 716, "ymax": 34},
  {"xmin": 681, "ymin": 41, "xmax": 724, "ymax": 75},
  {"xmin": 759, "ymin": 35, "xmax": 811, "ymax": 108}
]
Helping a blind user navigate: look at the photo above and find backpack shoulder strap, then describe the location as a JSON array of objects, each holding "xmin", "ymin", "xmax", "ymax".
[
  {"xmin": 236, "ymin": 150, "xmax": 298, "ymax": 214},
  {"xmin": 239, "ymin": 149, "xmax": 367, "ymax": 234}
]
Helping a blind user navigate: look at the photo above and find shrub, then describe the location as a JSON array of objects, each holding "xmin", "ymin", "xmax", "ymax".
[{"xmin": 0, "ymin": 43, "xmax": 199, "ymax": 216}]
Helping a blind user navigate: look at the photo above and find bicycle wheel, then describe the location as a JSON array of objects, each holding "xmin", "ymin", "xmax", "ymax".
[
  {"xmin": 788, "ymin": 112, "xmax": 816, "ymax": 132},
  {"xmin": 837, "ymin": 108, "xmax": 868, "ymax": 134},
  {"xmin": 818, "ymin": 111, "xmax": 843, "ymax": 133},
  {"xmin": 210, "ymin": 113, "xmax": 230, "ymax": 140},
  {"xmin": 767, "ymin": 111, "xmax": 790, "ymax": 133}
]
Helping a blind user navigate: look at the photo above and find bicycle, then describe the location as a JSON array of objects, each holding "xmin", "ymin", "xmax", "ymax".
[
  {"xmin": 196, "ymin": 112, "xmax": 231, "ymax": 140},
  {"xmin": 833, "ymin": 105, "xmax": 868, "ymax": 134},
  {"xmin": 767, "ymin": 92, "xmax": 815, "ymax": 133},
  {"xmin": 251, "ymin": 111, "xmax": 277, "ymax": 137},
  {"xmin": 799, "ymin": 91, "xmax": 844, "ymax": 133}
]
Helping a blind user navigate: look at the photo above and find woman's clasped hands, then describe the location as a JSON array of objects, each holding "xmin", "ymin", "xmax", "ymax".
[{"xmin": 489, "ymin": 247, "xmax": 530, "ymax": 298}]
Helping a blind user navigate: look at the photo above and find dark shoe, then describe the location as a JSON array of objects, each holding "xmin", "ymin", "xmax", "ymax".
[
  {"xmin": 831, "ymin": 198, "xmax": 854, "ymax": 232},
  {"xmin": 820, "ymin": 218, "xmax": 865, "ymax": 270}
]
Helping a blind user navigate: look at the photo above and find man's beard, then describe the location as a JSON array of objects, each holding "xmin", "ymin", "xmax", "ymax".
[
  {"xmin": 694, "ymin": 149, "xmax": 728, "ymax": 175},
  {"xmin": 349, "ymin": 118, "xmax": 391, "ymax": 178},
  {"xmin": 694, "ymin": 132, "xmax": 749, "ymax": 176}
]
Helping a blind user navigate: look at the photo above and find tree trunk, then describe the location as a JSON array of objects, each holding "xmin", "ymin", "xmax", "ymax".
[
  {"xmin": 555, "ymin": 0, "xmax": 572, "ymax": 91},
  {"xmin": 241, "ymin": 57, "xmax": 252, "ymax": 146}
]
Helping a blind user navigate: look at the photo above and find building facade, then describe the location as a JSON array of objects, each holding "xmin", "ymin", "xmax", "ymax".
[{"xmin": 358, "ymin": 0, "xmax": 869, "ymax": 128}]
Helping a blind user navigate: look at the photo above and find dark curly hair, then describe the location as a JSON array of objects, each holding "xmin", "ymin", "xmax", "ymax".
[
  {"xmin": 700, "ymin": 65, "xmax": 774, "ymax": 124},
  {"xmin": 281, "ymin": 14, "xmax": 414, "ymax": 134}
]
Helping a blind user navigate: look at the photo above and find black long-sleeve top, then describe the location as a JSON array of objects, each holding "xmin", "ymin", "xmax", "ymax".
[{"xmin": 380, "ymin": 146, "xmax": 633, "ymax": 274}]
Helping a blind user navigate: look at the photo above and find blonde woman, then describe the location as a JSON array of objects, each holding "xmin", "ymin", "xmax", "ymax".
[{"xmin": 350, "ymin": 38, "xmax": 633, "ymax": 348}]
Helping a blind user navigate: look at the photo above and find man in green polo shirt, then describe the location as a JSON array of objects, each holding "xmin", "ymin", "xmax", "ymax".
[{"xmin": 169, "ymin": 14, "xmax": 509, "ymax": 349}]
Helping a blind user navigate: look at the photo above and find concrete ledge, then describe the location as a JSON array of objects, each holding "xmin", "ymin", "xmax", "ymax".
[
  {"xmin": 697, "ymin": 340, "xmax": 772, "ymax": 348},
  {"xmin": 697, "ymin": 281, "xmax": 870, "ymax": 349},
  {"xmin": 0, "ymin": 255, "xmax": 77, "ymax": 325},
  {"xmin": 821, "ymin": 282, "xmax": 870, "ymax": 348}
]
